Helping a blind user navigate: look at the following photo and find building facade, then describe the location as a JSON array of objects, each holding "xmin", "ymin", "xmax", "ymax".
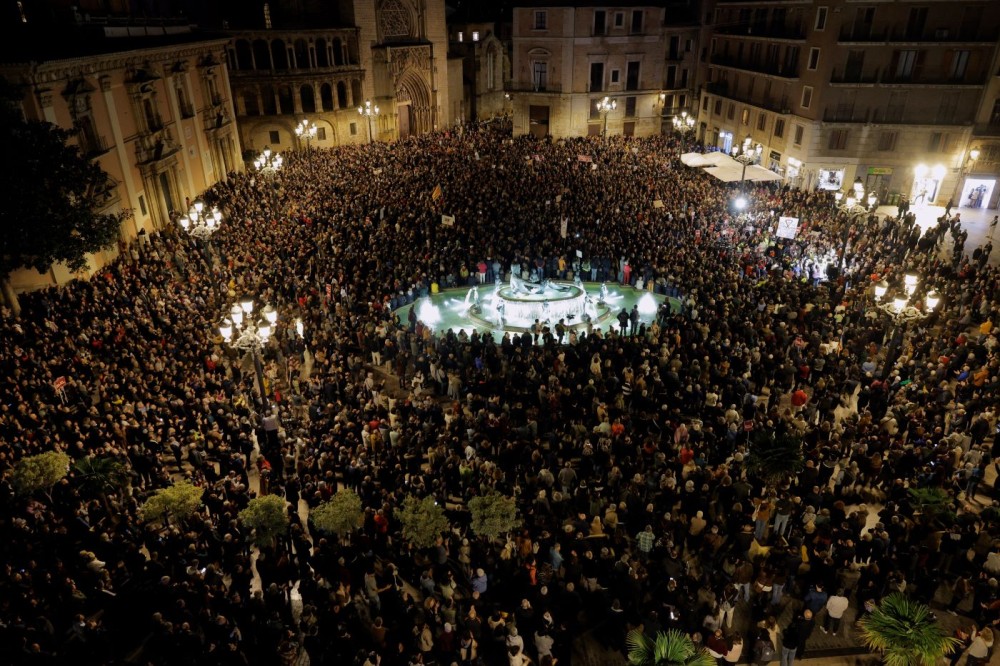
[
  {"xmin": 2, "ymin": 37, "xmax": 241, "ymax": 291},
  {"xmin": 448, "ymin": 22, "xmax": 512, "ymax": 124},
  {"xmin": 509, "ymin": 3, "xmax": 667, "ymax": 138},
  {"xmin": 697, "ymin": 0, "xmax": 1000, "ymax": 207},
  {"xmin": 226, "ymin": 0, "xmax": 456, "ymax": 149}
]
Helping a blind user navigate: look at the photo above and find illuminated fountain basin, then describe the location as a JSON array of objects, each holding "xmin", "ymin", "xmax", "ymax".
[{"xmin": 400, "ymin": 281, "xmax": 677, "ymax": 343}]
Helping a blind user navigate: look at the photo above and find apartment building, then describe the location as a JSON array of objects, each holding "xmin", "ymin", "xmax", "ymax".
[
  {"xmin": 510, "ymin": 2, "xmax": 667, "ymax": 138},
  {"xmin": 697, "ymin": 0, "xmax": 1000, "ymax": 207}
]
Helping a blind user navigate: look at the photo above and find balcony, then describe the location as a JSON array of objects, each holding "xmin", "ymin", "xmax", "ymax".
[
  {"xmin": 82, "ymin": 134, "xmax": 114, "ymax": 158},
  {"xmin": 710, "ymin": 55, "xmax": 799, "ymax": 79},
  {"xmin": 506, "ymin": 82, "xmax": 562, "ymax": 93},
  {"xmin": 838, "ymin": 27, "xmax": 889, "ymax": 43},
  {"xmin": 179, "ymin": 102, "xmax": 195, "ymax": 119},
  {"xmin": 715, "ymin": 25, "xmax": 806, "ymax": 41},
  {"xmin": 886, "ymin": 27, "xmax": 999, "ymax": 43},
  {"xmin": 830, "ymin": 68, "xmax": 881, "ymax": 85},
  {"xmin": 823, "ymin": 108, "xmax": 869, "ymax": 123},
  {"xmin": 704, "ymin": 81, "xmax": 790, "ymax": 114},
  {"xmin": 880, "ymin": 73, "xmax": 986, "ymax": 86}
]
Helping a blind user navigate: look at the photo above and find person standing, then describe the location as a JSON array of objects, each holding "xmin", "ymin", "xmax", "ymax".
[
  {"xmin": 822, "ymin": 589, "xmax": 849, "ymax": 636},
  {"xmin": 780, "ymin": 615, "xmax": 804, "ymax": 666}
]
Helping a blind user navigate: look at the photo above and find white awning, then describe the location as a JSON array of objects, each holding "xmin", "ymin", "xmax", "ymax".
[
  {"xmin": 746, "ymin": 165, "xmax": 783, "ymax": 182},
  {"xmin": 680, "ymin": 152, "xmax": 711, "ymax": 167},
  {"xmin": 702, "ymin": 166, "xmax": 745, "ymax": 182}
]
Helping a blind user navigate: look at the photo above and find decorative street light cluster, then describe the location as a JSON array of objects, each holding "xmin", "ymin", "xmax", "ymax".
[
  {"xmin": 672, "ymin": 111, "xmax": 696, "ymax": 152},
  {"xmin": 834, "ymin": 178, "xmax": 878, "ymax": 274},
  {"xmin": 596, "ymin": 96, "xmax": 616, "ymax": 137},
  {"xmin": 294, "ymin": 119, "xmax": 317, "ymax": 151},
  {"xmin": 219, "ymin": 297, "xmax": 278, "ymax": 412},
  {"xmin": 253, "ymin": 147, "xmax": 283, "ymax": 176},
  {"xmin": 358, "ymin": 100, "xmax": 380, "ymax": 144},
  {"xmin": 178, "ymin": 199, "xmax": 223, "ymax": 240},
  {"xmin": 731, "ymin": 136, "xmax": 763, "ymax": 184},
  {"xmin": 872, "ymin": 273, "xmax": 940, "ymax": 377}
]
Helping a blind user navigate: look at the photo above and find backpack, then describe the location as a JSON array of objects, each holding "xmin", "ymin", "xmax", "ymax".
[{"xmin": 755, "ymin": 638, "xmax": 775, "ymax": 662}]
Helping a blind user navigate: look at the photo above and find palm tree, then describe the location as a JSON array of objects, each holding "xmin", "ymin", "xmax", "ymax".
[
  {"xmin": 746, "ymin": 429, "xmax": 804, "ymax": 488},
  {"xmin": 73, "ymin": 455, "xmax": 128, "ymax": 515},
  {"xmin": 858, "ymin": 593, "xmax": 958, "ymax": 666},
  {"xmin": 626, "ymin": 629, "xmax": 716, "ymax": 666}
]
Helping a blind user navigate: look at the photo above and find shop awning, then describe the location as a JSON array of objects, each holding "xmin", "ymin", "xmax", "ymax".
[
  {"xmin": 745, "ymin": 165, "xmax": 783, "ymax": 182},
  {"xmin": 680, "ymin": 152, "xmax": 712, "ymax": 167}
]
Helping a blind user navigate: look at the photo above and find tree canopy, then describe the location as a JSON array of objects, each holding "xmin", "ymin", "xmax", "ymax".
[
  {"xmin": 239, "ymin": 494, "xmax": 289, "ymax": 546},
  {"xmin": 398, "ymin": 495, "xmax": 450, "ymax": 549},
  {"xmin": 0, "ymin": 88, "xmax": 127, "ymax": 278},
  {"xmin": 311, "ymin": 489, "xmax": 364, "ymax": 538},
  {"xmin": 859, "ymin": 593, "xmax": 958, "ymax": 666},
  {"xmin": 140, "ymin": 481, "xmax": 204, "ymax": 525},
  {"xmin": 468, "ymin": 491, "xmax": 521, "ymax": 541},
  {"xmin": 12, "ymin": 451, "xmax": 70, "ymax": 497}
]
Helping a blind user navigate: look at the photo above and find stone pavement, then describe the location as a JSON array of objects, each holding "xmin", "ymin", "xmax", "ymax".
[{"xmin": 873, "ymin": 202, "xmax": 999, "ymax": 265}]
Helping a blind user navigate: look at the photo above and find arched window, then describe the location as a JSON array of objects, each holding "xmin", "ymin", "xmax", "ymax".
[
  {"xmin": 278, "ymin": 86, "xmax": 294, "ymax": 114},
  {"xmin": 243, "ymin": 91, "xmax": 260, "ymax": 116},
  {"xmin": 261, "ymin": 85, "xmax": 277, "ymax": 115},
  {"xmin": 271, "ymin": 39, "xmax": 289, "ymax": 70},
  {"xmin": 300, "ymin": 85, "xmax": 315, "ymax": 113},
  {"xmin": 336, "ymin": 81, "xmax": 348, "ymax": 108},
  {"xmin": 316, "ymin": 38, "xmax": 329, "ymax": 68},
  {"xmin": 332, "ymin": 38, "xmax": 343, "ymax": 66},
  {"xmin": 321, "ymin": 83, "xmax": 334, "ymax": 110},
  {"xmin": 351, "ymin": 80, "xmax": 363, "ymax": 107},
  {"xmin": 235, "ymin": 40, "xmax": 253, "ymax": 70},
  {"xmin": 143, "ymin": 98, "xmax": 160, "ymax": 130},
  {"xmin": 294, "ymin": 39, "xmax": 310, "ymax": 69},
  {"xmin": 253, "ymin": 39, "xmax": 271, "ymax": 70}
]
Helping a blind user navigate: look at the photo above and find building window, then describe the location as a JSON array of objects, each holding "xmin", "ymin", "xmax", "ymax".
[
  {"xmin": 590, "ymin": 62, "xmax": 605, "ymax": 92},
  {"xmin": 815, "ymin": 6, "xmax": 827, "ymax": 31},
  {"xmin": 685, "ymin": 39, "xmax": 693, "ymax": 52},
  {"xmin": 625, "ymin": 96, "xmax": 637, "ymax": 117},
  {"xmin": 801, "ymin": 86, "xmax": 813, "ymax": 109},
  {"xmin": 316, "ymin": 127, "xmax": 327, "ymax": 141},
  {"xmin": 793, "ymin": 124, "xmax": 804, "ymax": 145},
  {"xmin": 614, "ymin": 12, "xmax": 624, "ymax": 28},
  {"xmin": 727, "ymin": 103, "xmax": 735, "ymax": 120},
  {"xmin": 594, "ymin": 10, "xmax": 607, "ymax": 36},
  {"xmin": 138, "ymin": 193, "xmax": 147, "ymax": 216},
  {"xmin": 263, "ymin": 2, "xmax": 272, "ymax": 30},
  {"xmin": 808, "ymin": 48, "xmax": 820, "ymax": 70},
  {"xmin": 350, "ymin": 122, "xmax": 358, "ymax": 135},
  {"xmin": 486, "ymin": 50, "xmax": 496, "ymax": 90},
  {"xmin": 269, "ymin": 130, "xmax": 280, "ymax": 143},
  {"xmin": 774, "ymin": 118, "xmax": 786, "ymax": 138},
  {"xmin": 757, "ymin": 112, "xmax": 766, "ymax": 131},
  {"xmin": 894, "ymin": 50, "xmax": 918, "ymax": 80},
  {"xmin": 828, "ymin": 129, "xmax": 849, "ymax": 150},
  {"xmin": 949, "ymin": 50, "xmax": 970, "ymax": 81},
  {"xmin": 741, "ymin": 108, "xmax": 750, "ymax": 125},
  {"xmin": 630, "ymin": 10, "xmax": 643, "ymax": 34},
  {"xmin": 534, "ymin": 10, "xmax": 547, "ymax": 30},
  {"xmin": 702, "ymin": 96, "xmax": 709, "ymax": 111},
  {"xmin": 457, "ymin": 31, "xmax": 463, "ymax": 42},
  {"xmin": 877, "ymin": 131, "xmax": 897, "ymax": 151},
  {"xmin": 625, "ymin": 61, "xmax": 640, "ymax": 91},
  {"xmin": 714, "ymin": 100, "xmax": 722, "ymax": 115},
  {"xmin": 533, "ymin": 62, "xmax": 548, "ymax": 90},
  {"xmin": 610, "ymin": 69, "xmax": 620, "ymax": 84},
  {"xmin": 679, "ymin": 94, "xmax": 687, "ymax": 108}
]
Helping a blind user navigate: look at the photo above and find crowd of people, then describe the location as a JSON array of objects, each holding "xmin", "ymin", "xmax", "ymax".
[{"xmin": 1, "ymin": 118, "xmax": 999, "ymax": 666}]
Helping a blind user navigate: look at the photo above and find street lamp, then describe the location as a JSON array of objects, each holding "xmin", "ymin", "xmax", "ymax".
[
  {"xmin": 253, "ymin": 146, "xmax": 283, "ymax": 176},
  {"xmin": 872, "ymin": 277, "xmax": 940, "ymax": 378},
  {"xmin": 294, "ymin": 119, "xmax": 317, "ymax": 151},
  {"xmin": 672, "ymin": 111, "xmax": 696, "ymax": 152},
  {"xmin": 219, "ymin": 297, "xmax": 278, "ymax": 413},
  {"xmin": 178, "ymin": 200, "xmax": 224, "ymax": 240},
  {"xmin": 358, "ymin": 99, "xmax": 380, "ymax": 144},
  {"xmin": 833, "ymin": 180, "xmax": 878, "ymax": 274},
  {"xmin": 731, "ymin": 136, "xmax": 763, "ymax": 186},
  {"xmin": 597, "ymin": 96, "xmax": 616, "ymax": 137}
]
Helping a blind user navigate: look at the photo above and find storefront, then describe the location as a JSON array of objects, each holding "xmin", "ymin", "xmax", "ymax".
[
  {"xmin": 959, "ymin": 177, "xmax": 996, "ymax": 209},
  {"xmin": 863, "ymin": 167, "xmax": 893, "ymax": 203},
  {"xmin": 909, "ymin": 164, "xmax": 946, "ymax": 205},
  {"xmin": 816, "ymin": 168, "xmax": 844, "ymax": 191},
  {"xmin": 786, "ymin": 157, "xmax": 802, "ymax": 187}
]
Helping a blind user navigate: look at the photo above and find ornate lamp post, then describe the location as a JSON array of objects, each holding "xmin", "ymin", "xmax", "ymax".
[
  {"xmin": 358, "ymin": 100, "xmax": 380, "ymax": 144},
  {"xmin": 672, "ymin": 111, "xmax": 696, "ymax": 152},
  {"xmin": 833, "ymin": 178, "xmax": 878, "ymax": 274},
  {"xmin": 218, "ymin": 297, "xmax": 278, "ymax": 412},
  {"xmin": 253, "ymin": 146, "xmax": 283, "ymax": 176},
  {"xmin": 731, "ymin": 136, "xmax": 763, "ymax": 186},
  {"xmin": 597, "ymin": 96, "xmax": 617, "ymax": 137},
  {"xmin": 872, "ymin": 276, "xmax": 940, "ymax": 378},
  {"xmin": 177, "ymin": 199, "xmax": 223, "ymax": 241},
  {"xmin": 294, "ymin": 119, "xmax": 317, "ymax": 151}
]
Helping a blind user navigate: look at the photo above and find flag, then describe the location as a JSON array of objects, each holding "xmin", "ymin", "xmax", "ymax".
[
  {"xmin": 431, "ymin": 184, "xmax": 442, "ymax": 201},
  {"xmin": 560, "ymin": 218, "xmax": 568, "ymax": 238},
  {"xmin": 441, "ymin": 214, "xmax": 455, "ymax": 227},
  {"xmin": 577, "ymin": 154, "xmax": 592, "ymax": 163},
  {"xmin": 653, "ymin": 200, "xmax": 664, "ymax": 209}
]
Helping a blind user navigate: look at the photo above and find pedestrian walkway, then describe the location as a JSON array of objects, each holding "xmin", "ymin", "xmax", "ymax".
[{"xmin": 874, "ymin": 203, "xmax": 999, "ymax": 264}]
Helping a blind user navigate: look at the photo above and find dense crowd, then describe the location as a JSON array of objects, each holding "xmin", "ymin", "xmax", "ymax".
[{"xmin": 1, "ymin": 119, "xmax": 999, "ymax": 666}]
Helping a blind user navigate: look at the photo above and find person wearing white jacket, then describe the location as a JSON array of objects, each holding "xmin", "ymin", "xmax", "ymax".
[{"xmin": 822, "ymin": 589, "xmax": 850, "ymax": 636}]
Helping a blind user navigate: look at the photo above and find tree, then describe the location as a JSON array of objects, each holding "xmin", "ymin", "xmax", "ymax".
[
  {"xmin": 140, "ymin": 481, "xmax": 204, "ymax": 526},
  {"xmin": 0, "ymin": 87, "xmax": 128, "ymax": 310},
  {"xmin": 746, "ymin": 429, "xmax": 804, "ymax": 488},
  {"xmin": 626, "ymin": 629, "xmax": 716, "ymax": 666},
  {"xmin": 907, "ymin": 487, "xmax": 953, "ymax": 526},
  {"xmin": 72, "ymin": 455, "xmax": 127, "ymax": 497},
  {"xmin": 311, "ymin": 489, "xmax": 364, "ymax": 538},
  {"xmin": 239, "ymin": 494, "xmax": 289, "ymax": 547},
  {"xmin": 398, "ymin": 495, "xmax": 450, "ymax": 549},
  {"xmin": 468, "ymin": 491, "xmax": 521, "ymax": 541},
  {"xmin": 12, "ymin": 451, "xmax": 70, "ymax": 499},
  {"xmin": 859, "ymin": 593, "xmax": 958, "ymax": 666}
]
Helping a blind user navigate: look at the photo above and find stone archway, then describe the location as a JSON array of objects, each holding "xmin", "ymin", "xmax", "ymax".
[{"xmin": 395, "ymin": 70, "xmax": 431, "ymax": 137}]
